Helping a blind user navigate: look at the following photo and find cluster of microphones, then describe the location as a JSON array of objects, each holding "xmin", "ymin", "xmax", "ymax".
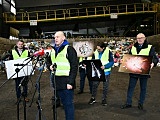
[
  {"xmin": 24, "ymin": 49, "xmax": 49, "ymax": 62},
  {"xmin": 33, "ymin": 49, "xmax": 45, "ymax": 57}
]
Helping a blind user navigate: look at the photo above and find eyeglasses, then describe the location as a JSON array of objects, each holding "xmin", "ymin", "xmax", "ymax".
[{"xmin": 137, "ymin": 37, "xmax": 145, "ymax": 40}]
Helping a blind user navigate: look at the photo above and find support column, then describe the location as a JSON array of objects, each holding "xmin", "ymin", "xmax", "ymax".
[
  {"xmin": 0, "ymin": 1, "xmax": 10, "ymax": 38},
  {"xmin": 0, "ymin": 5, "xmax": 2, "ymax": 37}
]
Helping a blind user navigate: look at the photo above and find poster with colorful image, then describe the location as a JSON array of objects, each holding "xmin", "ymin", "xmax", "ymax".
[
  {"xmin": 118, "ymin": 54, "xmax": 152, "ymax": 75},
  {"xmin": 73, "ymin": 41, "xmax": 94, "ymax": 57}
]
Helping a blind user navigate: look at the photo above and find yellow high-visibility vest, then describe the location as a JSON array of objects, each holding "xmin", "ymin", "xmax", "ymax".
[
  {"xmin": 79, "ymin": 56, "xmax": 92, "ymax": 62},
  {"xmin": 12, "ymin": 49, "xmax": 28, "ymax": 60},
  {"xmin": 131, "ymin": 45, "xmax": 152, "ymax": 56},
  {"xmin": 94, "ymin": 47, "xmax": 111, "ymax": 72},
  {"xmin": 50, "ymin": 45, "xmax": 70, "ymax": 76}
]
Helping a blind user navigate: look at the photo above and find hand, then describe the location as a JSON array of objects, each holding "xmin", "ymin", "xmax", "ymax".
[
  {"xmin": 67, "ymin": 84, "xmax": 73, "ymax": 89},
  {"xmin": 101, "ymin": 66, "xmax": 105, "ymax": 70},
  {"xmin": 150, "ymin": 63, "xmax": 154, "ymax": 69},
  {"xmin": 119, "ymin": 59, "xmax": 123, "ymax": 64},
  {"xmin": 83, "ymin": 64, "xmax": 86, "ymax": 67},
  {"xmin": 50, "ymin": 65, "xmax": 53, "ymax": 71}
]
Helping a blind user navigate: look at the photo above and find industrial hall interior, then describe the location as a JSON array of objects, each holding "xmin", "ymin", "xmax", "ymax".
[{"xmin": 0, "ymin": 0, "xmax": 160, "ymax": 120}]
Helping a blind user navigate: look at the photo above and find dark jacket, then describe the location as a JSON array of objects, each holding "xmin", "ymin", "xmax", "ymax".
[
  {"xmin": 46, "ymin": 40, "xmax": 78, "ymax": 90},
  {"xmin": 129, "ymin": 40, "xmax": 159, "ymax": 78}
]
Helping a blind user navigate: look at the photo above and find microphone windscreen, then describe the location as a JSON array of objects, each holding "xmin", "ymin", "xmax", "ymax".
[
  {"xmin": 33, "ymin": 49, "xmax": 44, "ymax": 56},
  {"xmin": 39, "ymin": 49, "xmax": 45, "ymax": 56}
]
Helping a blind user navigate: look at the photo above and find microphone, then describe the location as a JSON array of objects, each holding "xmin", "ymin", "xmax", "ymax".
[
  {"xmin": 52, "ymin": 63, "xmax": 57, "ymax": 71},
  {"xmin": 33, "ymin": 49, "xmax": 45, "ymax": 57},
  {"xmin": 24, "ymin": 49, "xmax": 45, "ymax": 61},
  {"xmin": 44, "ymin": 52, "xmax": 49, "ymax": 58}
]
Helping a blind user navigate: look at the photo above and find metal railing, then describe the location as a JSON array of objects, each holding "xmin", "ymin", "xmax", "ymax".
[{"xmin": 3, "ymin": 3, "xmax": 158, "ymax": 23}]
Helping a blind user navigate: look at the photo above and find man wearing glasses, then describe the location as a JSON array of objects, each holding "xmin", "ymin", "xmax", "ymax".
[{"xmin": 121, "ymin": 33, "xmax": 158, "ymax": 110}]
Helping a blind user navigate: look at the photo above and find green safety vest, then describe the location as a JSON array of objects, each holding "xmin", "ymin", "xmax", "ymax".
[
  {"xmin": 79, "ymin": 56, "xmax": 92, "ymax": 62},
  {"xmin": 131, "ymin": 45, "xmax": 152, "ymax": 56},
  {"xmin": 94, "ymin": 47, "xmax": 111, "ymax": 72},
  {"xmin": 12, "ymin": 49, "xmax": 28, "ymax": 60},
  {"xmin": 50, "ymin": 45, "xmax": 70, "ymax": 76}
]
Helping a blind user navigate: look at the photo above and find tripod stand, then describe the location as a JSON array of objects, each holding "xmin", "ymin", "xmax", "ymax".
[
  {"xmin": 51, "ymin": 63, "xmax": 57, "ymax": 120},
  {"xmin": 15, "ymin": 75, "xmax": 28, "ymax": 120},
  {"xmin": 0, "ymin": 56, "xmax": 41, "ymax": 120},
  {"xmin": 29, "ymin": 57, "xmax": 46, "ymax": 120},
  {"xmin": 15, "ymin": 57, "xmax": 37, "ymax": 120}
]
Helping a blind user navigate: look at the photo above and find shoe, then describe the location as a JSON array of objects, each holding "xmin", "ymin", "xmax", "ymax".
[
  {"xmin": 138, "ymin": 103, "xmax": 143, "ymax": 110},
  {"xmin": 121, "ymin": 104, "xmax": 132, "ymax": 109},
  {"xmin": 88, "ymin": 97, "xmax": 96, "ymax": 105},
  {"xmin": 102, "ymin": 99, "xmax": 107, "ymax": 106},
  {"xmin": 25, "ymin": 98, "xmax": 29, "ymax": 102},
  {"xmin": 77, "ymin": 91, "xmax": 83, "ymax": 94}
]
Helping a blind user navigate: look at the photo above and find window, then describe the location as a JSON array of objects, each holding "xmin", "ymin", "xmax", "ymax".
[{"xmin": 10, "ymin": 0, "xmax": 16, "ymax": 15}]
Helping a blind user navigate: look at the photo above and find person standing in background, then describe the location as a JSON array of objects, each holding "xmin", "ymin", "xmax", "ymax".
[
  {"xmin": 121, "ymin": 33, "xmax": 159, "ymax": 110},
  {"xmin": 88, "ymin": 42, "xmax": 114, "ymax": 106},
  {"xmin": 78, "ymin": 56, "xmax": 93, "ymax": 94},
  {"xmin": 2, "ymin": 40, "xmax": 30, "ymax": 103}
]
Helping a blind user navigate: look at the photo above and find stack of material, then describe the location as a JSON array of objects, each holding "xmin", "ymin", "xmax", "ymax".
[
  {"xmin": 0, "ymin": 37, "xmax": 15, "ymax": 55},
  {"xmin": 148, "ymin": 34, "xmax": 160, "ymax": 54}
]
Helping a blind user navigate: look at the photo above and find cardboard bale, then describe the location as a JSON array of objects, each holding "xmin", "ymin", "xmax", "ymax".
[
  {"xmin": 0, "ymin": 44, "xmax": 4, "ymax": 49},
  {"xmin": 10, "ymin": 40, "xmax": 17, "ymax": 45},
  {"xmin": 44, "ymin": 39, "xmax": 52, "ymax": 43},
  {"xmin": 148, "ymin": 34, "xmax": 160, "ymax": 53},
  {"xmin": 0, "ymin": 37, "xmax": 10, "ymax": 44},
  {"xmin": 0, "ymin": 50, "xmax": 5, "ymax": 55}
]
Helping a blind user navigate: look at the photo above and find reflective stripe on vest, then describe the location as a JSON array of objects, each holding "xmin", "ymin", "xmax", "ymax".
[
  {"xmin": 50, "ymin": 45, "xmax": 70, "ymax": 76},
  {"xmin": 131, "ymin": 45, "xmax": 152, "ymax": 56},
  {"xmin": 12, "ymin": 50, "xmax": 28, "ymax": 60},
  {"xmin": 79, "ymin": 56, "xmax": 92, "ymax": 62},
  {"xmin": 94, "ymin": 47, "xmax": 111, "ymax": 72}
]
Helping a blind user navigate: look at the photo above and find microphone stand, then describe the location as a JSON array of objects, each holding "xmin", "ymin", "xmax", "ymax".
[
  {"xmin": 16, "ymin": 57, "xmax": 38, "ymax": 120},
  {"xmin": 14, "ymin": 65, "xmax": 21, "ymax": 120},
  {"xmin": 0, "ymin": 57, "xmax": 33, "ymax": 88},
  {"xmin": 0, "ymin": 57, "xmax": 34, "ymax": 120},
  {"xmin": 51, "ymin": 63, "xmax": 57, "ymax": 120},
  {"xmin": 0, "ymin": 55, "xmax": 42, "ymax": 120},
  {"xmin": 29, "ymin": 56, "xmax": 46, "ymax": 120}
]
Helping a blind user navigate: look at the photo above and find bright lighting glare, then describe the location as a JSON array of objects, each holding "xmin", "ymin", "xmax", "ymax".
[
  {"xmin": 9, "ymin": 36, "xmax": 18, "ymax": 40},
  {"xmin": 11, "ymin": 6, "xmax": 16, "ymax": 15},
  {"xmin": 11, "ymin": 0, "xmax": 15, "ymax": 7}
]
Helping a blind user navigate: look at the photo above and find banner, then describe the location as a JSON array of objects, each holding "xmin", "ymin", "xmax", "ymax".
[
  {"xmin": 83, "ymin": 59, "xmax": 105, "ymax": 81},
  {"xmin": 73, "ymin": 41, "xmax": 94, "ymax": 57},
  {"xmin": 118, "ymin": 54, "xmax": 152, "ymax": 75}
]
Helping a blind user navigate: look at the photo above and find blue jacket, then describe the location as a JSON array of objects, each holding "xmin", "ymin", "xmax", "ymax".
[{"xmin": 92, "ymin": 48, "xmax": 114, "ymax": 75}]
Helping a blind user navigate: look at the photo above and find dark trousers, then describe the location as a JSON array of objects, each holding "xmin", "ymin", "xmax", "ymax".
[
  {"xmin": 92, "ymin": 75, "xmax": 110, "ymax": 100},
  {"xmin": 126, "ymin": 76, "xmax": 148, "ymax": 105},
  {"xmin": 57, "ymin": 89, "xmax": 74, "ymax": 120},
  {"xmin": 79, "ymin": 69, "xmax": 92, "ymax": 93},
  {"xmin": 14, "ymin": 77, "xmax": 28, "ymax": 99}
]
